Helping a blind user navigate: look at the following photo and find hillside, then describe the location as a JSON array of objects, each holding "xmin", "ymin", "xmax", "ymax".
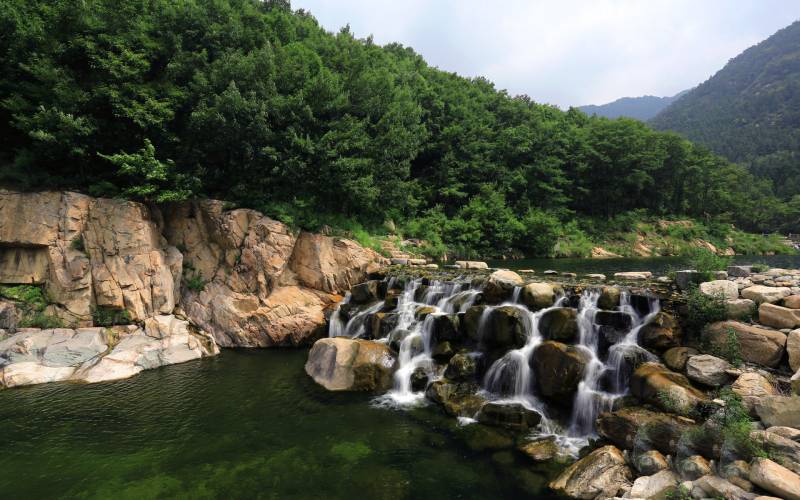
[
  {"xmin": 651, "ymin": 20, "xmax": 800, "ymax": 200},
  {"xmin": 578, "ymin": 92, "xmax": 685, "ymax": 121}
]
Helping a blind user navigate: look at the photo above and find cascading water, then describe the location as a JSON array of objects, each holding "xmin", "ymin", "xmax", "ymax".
[{"xmin": 328, "ymin": 293, "xmax": 350, "ymax": 337}]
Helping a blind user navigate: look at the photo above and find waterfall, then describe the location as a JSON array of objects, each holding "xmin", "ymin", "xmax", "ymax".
[
  {"xmin": 606, "ymin": 292, "xmax": 660, "ymax": 393},
  {"xmin": 328, "ymin": 293, "xmax": 350, "ymax": 337}
]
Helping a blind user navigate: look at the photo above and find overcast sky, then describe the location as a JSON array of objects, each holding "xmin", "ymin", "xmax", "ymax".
[{"xmin": 293, "ymin": 0, "xmax": 800, "ymax": 108}]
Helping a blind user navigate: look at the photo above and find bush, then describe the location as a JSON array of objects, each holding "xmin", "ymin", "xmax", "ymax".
[
  {"xmin": 515, "ymin": 208, "xmax": 561, "ymax": 257},
  {"xmin": 684, "ymin": 286, "xmax": 727, "ymax": 337},
  {"xmin": 184, "ymin": 273, "xmax": 207, "ymax": 293},
  {"xmin": 686, "ymin": 248, "xmax": 731, "ymax": 280},
  {"xmin": 70, "ymin": 235, "xmax": 86, "ymax": 253},
  {"xmin": 92, "ymin": 306, "xmax": 131, "ymax": 327},
  {"xmin": 0, "ymin": 285, "xmax": 64, "ymax": 328},
  {"xmin": 707, "ymin": 327, "xmax": 743, "ymax": 367},
  {"xmin": 554, "ymin": 221, "xmax": 595, "ymax": 258},
  {"xmin": 711, "ymin": 389, "xmax": 767, "ymax": 460}
]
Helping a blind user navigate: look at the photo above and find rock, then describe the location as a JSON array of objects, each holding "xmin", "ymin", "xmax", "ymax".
[
  {"xmin": 597, "ymin": 406, "xmax": 695, "ymax": 455},
  {"xmin": 543, "ymin": 270, "xmax": 558, "ymax": 275},
  {"xmin": 431, "ymin": 314, "xmax": 461, "ymax": 343},
  {"xmin": 726, "ymin": 298, "xmax": 756, "ymax": 319},
  {"xmin": 598, "ymin": 286, "xmax": 621, "ymax": 310},
  {"xmin": 520, "ymin": 283, "xmax": 557, "ymax": 310},
  {"xmin": 0, "ymin": 300, "xmax": 20, "ymax": 332},
  {"xmin": 548, "ymin": 445, "xmax": 633, "ymax": 499},
  {"xmin": 532, "ymin": 341, "xmax": 590, "ymax": 398},
  {"xmin": 304, "ymin": 338, "xmax": 396, "ymax": 391},
  {"xmin": 766, "ymin": 426, "xmax": 800, "ymax": 442},
  {"xmin": 591, "ymin": 246, "xmax": 622, "ymax": 259},
  {"xmin": 728, "ymin": 266, "xmax": 753, "ymax": 278},
  {"xmin": 518, "ymin": 437, "xmax": 560, "ymax": 462},
  {"xmin": 635, "ymin": 450, "xmax": 670, "ymax": 475},
  {"xmin": 750, "ymin": 458, "xmax": 800, "ymax": 500},
  {"xmin": 692, "ymin": 475, "xmax": 753, "ymax": 500},
  {"xmin": 675, "ymin": 270, "xmax": 704, "ymax": 290},
  {"xmin": 595, "ymin": 310, "xmax": 633, "ymax": 333},
  {"xmin": 759, "ymin": 302, "xmax": 800, "ymax": 329},
  {"xmin": 629, "ymin": 470, "xmax": 679, "ymax": 500},
  {"xmin": 755, "ymin": 396, "xmax": 800, "ymax": 428},
  {"xmin": 390, "ymin": 258, "xmax": 408, "ymax": 266},
  {"xmin": 444, "ymin": 353, "xmax": 477, "ymax": 381},
  {"xmin": 630, "ymin": 363, "xmax": 707, "ymax": 415},
  {"xmin": 483, "ymin": 270, "xmax": 524, "ymax": 303},
  {"xmin": 538, "ymin": 307, "xmax": 579, "ymax": 342},
  {"xmin": 638, "ymin": 312, "xmax": 681, "ymax": 351},
  {"xmin": 704, "ymin": 321, "xmax": 787, "ymax": 368},
  {"xmin": 454, "ymin": 261, "xmax": 488, "ymax": 270},
  {"xmin": 350, "ymin": 280, "xmax": 381, "ymax": 304},
  {"xmin": 750, "ymin": 430, "xmax": 800, "ymax": 476},
  {"xmin": 425, "ymin": 380, "xmax": 485, "ymax": 417},
  {"xmin": 663, "ymin": 346, "xmax": 699, "ymax": 372},
  {"xmin": 677, "ymin": 455, "xmax": 712, "ymax": 480},
  {"xmin": 410, "ymin": 367, "xmax": 428, "ymax": 391},
  {"xmin": 587, "ymin": 273, "xmax": 607, "ymax": 281},
  {"xmin": 686, "ymin": 354, "xmax": 732, "ymax": 387},
  {"xmin": 614, "ymin": 271, "xmax": 652, "ymax": 281},
  {"xmin": 731, "ymin": 372, "xmax": 778, "ymax": 412},
  {"xmin": 462, "ymin": 305, "xmax": 489, "ymax": 342},
  {"xmin": 459, "ymin": 422, "xmax": 513, "ymax": 451},
  {"xmin": 786, "ymin": 295, "xmax": 800, "ymax": 309},
  {"xmin": 485, "ymin": 306, "xmax": 528, "ymax": 349},
  {"xmin": 476, "ymin": 402, "xmax": 541, "ymax": 430},
  {"xmin": 741, "ymin": 285, "xmax": 792, "ymax": 304},
  {"xmin": 700, "ymin": 280, "xmax": 740, "ymax": 300},
  {"xmin": 431, "ymin": 341, "xmax": 455, "ymax": 362}
]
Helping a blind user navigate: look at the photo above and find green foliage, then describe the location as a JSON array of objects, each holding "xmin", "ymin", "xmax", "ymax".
[
  {"xmin": 666, "ymin": 484, "xmax": 692, "ymax": 500},
  {"xmin": 707, "ymin": 327, "xmax": 743, "ymax": 367},
  {"xmin": 554, "ymin": 221, "xmax": 595, "ymax": 258},
  {"xmin": 70, "ymin": 235, "xmax": 86, "ymax": 253},
  {"xmin": 687, "ymin": 248, "xmax": 731, "ymax": 280},
  {"xmin": 711, "ymin": 389, "xmax": 767, "ymax": 460},
  {"xmin": 751, "ymin": 263, "xmax": 770, "ymax": 273},
  {"xmin": 657, "ymin": 389, "xmax": 688, "ymax": 416},
  {"xmin": 0, "ymin": 285, "xmax": 63, "ymax": 328},
  {"xmin": 92, "ymin": 306, "xmax": 131, "ymax": 327},
  {"xmin": 183, "ymin": 261, "xmax": 208, "ymax": 293},
  {"xmin": 684, "ymin": 286, "xmax": 728, "ymax": 337}
]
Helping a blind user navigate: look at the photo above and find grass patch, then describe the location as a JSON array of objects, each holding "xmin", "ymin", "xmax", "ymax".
[{"xmin": 0, "ymin": 284, "xmax": 64, "ymax": 328}]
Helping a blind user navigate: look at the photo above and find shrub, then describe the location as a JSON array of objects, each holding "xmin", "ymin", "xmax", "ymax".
[
  {"xmin": 92, "ymin": 306, "xmax": 131, "ymax": 327},
  {"xmin": 686, "ymin": 248, "xmax": 731, "ymax": 280},
  {"xmin": 751, "ymin": 262, "xmax": 770, "ymax": 273},
  {"xmin": 1, "ymin": 285, "xmax": 64, "ymax": 328},
  {"xmin": 70, "ymin": 235, "xmax": 86, "ymax": 253},
  {"xmin": 684, "ymin": 286, "xmax": 727, "ymax": 337},
  {"xmin": 706, "ymin": 327, "xmax": 743, "ymax": 367},
  {"xmin": 185, "ymin": 273, "xmax": 207, "ymax": 293},
  {"xmin": 711, "ymin": 389, "xmax": 767, "ymax": 460}
]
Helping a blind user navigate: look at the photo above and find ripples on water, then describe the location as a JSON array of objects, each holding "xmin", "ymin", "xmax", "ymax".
[{"xmin": 0, "ymin": 350, "xmax": 561, "ymax": 499}]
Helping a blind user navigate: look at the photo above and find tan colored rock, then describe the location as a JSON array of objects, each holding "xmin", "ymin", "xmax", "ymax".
[
  {"xmin": 630, "ymin": 362, "xmax": 707, "ymax": 414},
  {"xmin": 755, "ymin": 396, "xmax": 800, "ymax": 429},
  {"xmin": 704, "ymin": 321, "xmax": 787, "ymax": 368},
  {"xmin": 750, "ymin": 458, "xmax": 800, "ymax": 500},
  {"xmin": 597, "ymin": 406, "xmax": 695, "ymax": 455},
  {"xmin": 692, "ymin": 475, "xmax": 753, "ymax": 499},
  {"xmin": 630, "ymin": 470, "xmax": 679, "ymax": 499},
  {"xmin": 731, "ymin": 372, "xmax": 778, "ymax": 412},
  {"xmin": 520, "ymin": 282, "xmax": 558, "ymax": 310},
  {"xmin": 759, "ymin": 302, "xmax": 800, "ymax": 329},
  {"xmin": 726, "ymin": 298, "xmax": 756, "ymax": 319},
  {"xmin": 677, "ymin": 455, "xmax": 712, "ymax": 480},
  {"xmin": 483, "ymin": 270, "xmax": 524, "ymax": 303},
  {"xmin": 304, "ymin": 337, "xmax": 396, "ymax": 391},
  {"xmin": 591, "ymin": 246, "xmax": 621, "ymax": 259},
  {"xmin": 549, "ymin": 445, "xmax": 633, "ymax": 499},
  {"xmin": 635, "ymin": 450, "xmax": 670, "ymax": 475},
  {"xmin": 614, "ymin": 271, "xmax": 652, "ymax": 280},
  {"xmin": 742, "ymin": 285, "xmax": 792, "ymax": 304},
  {"xmin": 786, "ymin": 295, "xmax": 800, "ymax": 309},
  {"xmin": 686, "ymin": 354, "xmax": 732, "ymax": 387},
  {"xmin": 699, "ymin": 280, "xmax": 740, "ymax": 300},
  {"xmin": 663, "ymin": 346, "xmax": 699, "ymax": 372},
  {"xmin": 598, "ymin": 286, "xmax": 621, "ymax": 310}
]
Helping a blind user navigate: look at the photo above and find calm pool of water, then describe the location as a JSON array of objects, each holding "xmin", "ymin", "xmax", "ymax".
[
  {"xmin": 488, "ymin": 255, "xmax": 800, "ymax": 275},
  {"xmin": 0, "ymin": 350, "xmax": 559, "ymax": 499}
]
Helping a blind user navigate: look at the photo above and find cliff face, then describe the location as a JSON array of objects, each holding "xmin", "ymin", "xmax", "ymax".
[{"xmin": 0, "ymin": 191, "xmax": 387, "ymax": 348}]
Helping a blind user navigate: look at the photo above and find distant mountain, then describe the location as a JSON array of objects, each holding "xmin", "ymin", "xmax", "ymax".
[
  {"xmin": 579, "ymin": 93, "xmax": 686, "ymax": 121},
  {"xmin": 651, "ymin": 20, "xmax": 800, "ymax": 199}
]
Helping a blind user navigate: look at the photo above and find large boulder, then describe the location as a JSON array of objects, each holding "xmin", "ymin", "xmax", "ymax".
[
  {"xmin": 754, "ymin": 396, "xmax": 800, "ymax": 428},
  {"xmin": 759, "ymin": 302, "xmax": 800, "ymax": 329},
  {"xmin": 548, "ymin": 445, "xmax": 633, "ymax": 499},
  {"xmin": 699, "ymin": 280, "xmax": 740, "ymax": 300},
  {"xmin": 630, "ymin": 362, "xmax": 707, "ymax": 414},
  {"xmin": 532, "ymin": 341, "xmax": 590, "ymax": 398},
  {"xmin": 726, "ymin": 298, "xmax": 756, "ymax": 320},
  {"xmin": 349, "ymin": 280, "xmax": 381, "ymax": 304},
  {"xmin": 691, "ymin": 475, "xmax": 753, "ymax": 499},
  {"xmin": 750, "ymin": 458, "xmax": 800, "ymax": 500},
  {"xmin": 475, "ymin": 401, "xmax": 542, "ymax": 430},
  {"xmin": 731, "ymin": 372, "xmax": 778, "ymax": 412},
  {"xmin": 704, "ymin": 321, "xmax": 787, "ymax": 368},
  {"xmin": 598, "ymin": 286, "xmax": 621, "ymax": 310},
  {"xmin": 485, "ymin": 306, "xmax": 528, "ymax": 349},
  {"xmin": 304, "ymin": 338, "xmax": 396, "ymax": 391},
  {"xmin": 538, "ymin": 307, "xmax": 578, "ymax": 342},
  {"xmin": 431, "ymin": 314, "xmax": 462, "ymax": 343},
  {"xmin": 638, "ymin": 312, "xmax": 681, "ymax": 351},
  {"xmin": 520, "ymin": 282, "xmax": 557, "ymax": 310},
  {"xmin": 425, "ymin": 380, "xmax": 485, "ymax": 417},
  {"xmin": 741, "ymin": 285, "xmax": 792, "ymax": 304},
  {"xmin": 444, "ymin": 353, "xmax": 478, "ymax": 381},
  {"xmin": 597, "ymin": 406, "xmax": 695, "ymax": 455},
  {"xmin": 677, "ymin": 455, "xmax": 712, "ymax": 480},
  {"xmin": 789, "ymin": 329, "xmax": 800, "ymax": 371},
  {"xmin": 634, "ymin": 450, "xmax": 670, "ymax": 475},
  {"xmin": 483, "ymin": 270, "xmax": 523, "ymax": 304},
  {"xmin": 685, "ymin": 354, "xmax": 732, "ymax": 387},
  {"xmin": 786, "ymin": 295, "xmax": 800, "ymax": 309},
  {"xmin": 463, "ymin": 305, "xmax": 489, "ymax": 342},
  {"xmin": 750, "ymin": 430, "xmax": 800, "ymax": 476},
  {"xmin": 663, "ymin": 346, "xmax": 699, "ymax": 372},
  {"xmin": 628, "ymin": 470, "xmax": 679, "ymax": 500}
]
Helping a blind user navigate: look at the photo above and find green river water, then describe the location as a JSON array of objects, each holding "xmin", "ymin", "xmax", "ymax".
[{"xmin": 0, "ymin": 349, "xmax": 560, "ymax": 499}]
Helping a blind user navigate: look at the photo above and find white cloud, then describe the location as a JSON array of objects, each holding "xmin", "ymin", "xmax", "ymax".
[{"xmin": 293, "ymin": 0, "xmax": 800, "ymax": 107}]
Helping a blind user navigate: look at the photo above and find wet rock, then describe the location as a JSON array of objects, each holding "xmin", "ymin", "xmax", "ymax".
[
  {"xmin": 755, "ymin": 396, "xmax": 800, "ymax": 428},
  {"xmin": 444, "ymin": 353, "xmax": 477, "ymax": 381},
  {"xmin": 597, "ymin": 406, "xmax": 695, "ymax": 455},
  {"xmin": 539, "ymin": 307, "xmax": 578, "ymax": 342},
  {"xmin": 732, "ymin": 372, "xmax": 778, "ymax": 413},
  {"xmin": 595, "ymin": 310, "xmax": 633, "ymax": 333},
  {"xmin": 518, "ymin": 437, "xmax": 560, "ymax": 462},
  {"xmin": 704, "ymin": 321, "xmax": 786, "ymax": 368},
  {"xmin": 350, "ymin": 280, "xmax": 381, "ymax": 304},
  {"xmin": 483, "ymin": 270, "xmax": 524, "ymax": 304},
  {"xmin": 630, "ymin": 362, "xmax": 707, "ymax": 415},
  {"xmin": 368, "ymin": 312, "xmax": 398, "ymax": 339},
  {"xmin": 663, "ymin": 346, "xmax": 699, "ymax": 372},
  {"xmin": 476, "ymin": 402, "xmax": 541, "ymax": 430},
  {"xmin": 741, "ymin": 285, "xmax": 792, "ymax": 304},
  {"xmin": 459, "ymin": 423, "xmax": 514, "ymax": 451},
  {"xmin": 750, "ymin": 458, "xmax": 800, "ymax": 500},
  {"xmin": 520, "ymin": 282, "xmax": 558, "ymax": 311},
  {"xmin": 638, "ymin": 311, "xmax": 681, "ymax": 351},
  {"xmin": 635, "ymin": 449, "xmax": 670, "ymax": 475},
  {"xmin": 485, "ymin": 306, "xmax": 528, "ymax": 349},
  {"xmin": 431, "ymin": 341, "xmax": 455, "ymax": 362},
  {"xmin": 686, "ymin": 354, "xmax": 732, "ymax": 387},
  {"xmin": 549, "ymin": 445, "xmax": 633, "ymax": 500},
  {"xmin": 463, "ymin": 305, "xmax": 488, "ymax": 342},
  {"xmin": 410, "ymin": 367, "xmax": 429, "ymax": 391},
  {"xmin": 759, "ymin": 302, "xmax": 800, "ymax": 329},
  {"xmin": 414, "ymin": 305, "xmax": 436, "ymax": 320},
  {"xmin": 629, "ymin": 470, "xmax": 679, "ymax": 499},
  {"xmin": 304, "ymin": 338, "xmax": 396, "ymax": 391},
  {"xmin": 598, "ymin": 286, "xmax": 621, "ymax": 310},
  {"xmin": 700, "ymin": 280, "xmax": 740, "ymax": 300},
  {"xmin": 431, "ymin": 314, "xmax": 461, "ymax": 343},
  {"xmin": 675, "ymin": 270, "xmax": 704, "ymax": 290},
  {"xmin": 677, "ymin": 455, "xmax": 712, "ymax": 480},
  {"xmin": 726, "ymin": 298, "xmax": 756, "ymax": 320},
  {"xmin": 532, "ymin": 341, "xmax": 590, "ymax": 398},
  {"xmin": 425, "ymin": 380, "xmax": 485, "ymax": 417}
]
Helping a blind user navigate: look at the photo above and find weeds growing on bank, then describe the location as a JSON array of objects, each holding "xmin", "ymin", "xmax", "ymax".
[
  {"xmin": 684, "ymin": 287, "xmax": 727, "ymax": 337},
  {"xmin": 0, "ymin": 284, "xmax": 64, "ymax": 328}
]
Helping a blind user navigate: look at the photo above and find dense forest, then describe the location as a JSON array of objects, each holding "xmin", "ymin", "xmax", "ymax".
[
  {"xmin": 1, "ymin": 0, "xmax": 798, "ymax": 258},
  {"xmin": 651, "ymin": 20, "xmax": 800, "ymax": 202}
]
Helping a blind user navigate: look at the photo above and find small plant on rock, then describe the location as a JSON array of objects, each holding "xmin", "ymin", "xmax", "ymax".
[
  {"xmin": 684, "ymin": 286, "xmax": 727, "ymax": 338},
  {"xmin": 92, "ymin": 306, "xmax": 131, "ymax": 327},
  {"xmin": 710, "ymin": 389, "xmax": 767, "ymax": 460},
  {"xmin": 707, "ymin": 327, "xmax": 743, "ymax": 367},
  {"xmin": 0, "ymin": 285, "xmax": 64, "ymax": 328},
  {"xmin": 687, "ymin": 247, "xmax": 731, "ymax": 280},
  {"xmin": 70, "ymin": 235, "xmax": 86, "ymax": 253}
]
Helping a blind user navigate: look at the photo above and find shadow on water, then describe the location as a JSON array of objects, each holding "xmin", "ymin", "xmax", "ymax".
[{"xmin": 0, "ymin": 349, "xmax": 562, "ymax": 499}]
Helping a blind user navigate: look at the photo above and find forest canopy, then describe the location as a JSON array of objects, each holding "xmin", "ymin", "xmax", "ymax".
[{"xmin": 1, "ymin": 0, "xmax": 798, "ymax": 257}]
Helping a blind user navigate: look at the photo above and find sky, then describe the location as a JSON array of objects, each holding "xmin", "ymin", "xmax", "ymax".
[{"xmin": 292, "ymin": 0, "xmax": 800, "ymax": 108}]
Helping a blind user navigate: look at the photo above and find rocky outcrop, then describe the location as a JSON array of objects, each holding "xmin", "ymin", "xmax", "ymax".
[
  {"xmin": 630, "ymin": 362, "xmax": 707, "ymax": 414},
  {"xmin": 704, "ymin": 321, "xmax": 786, "ymax": 368},
  {"xmin": 304, "ymin": 337, "xmax": 396, "ymax": 391},
  {"xmin": 549, "ymin": 445, "xmax": 633, "ymax": 499},
  {"xmin": 532, "ymin": 341, "xmax": 590, "ymax": 398},
  {"xmin": 597, "ymin": 406, "xmax": 695, "ymax": 455},
  {"xmin": 750, "ymin": 458, "xmax": 800, "ymax": 500}
]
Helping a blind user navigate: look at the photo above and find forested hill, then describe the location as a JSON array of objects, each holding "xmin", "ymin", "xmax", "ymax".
[
  {"xmin": 0, "ymin": 0, "xmax": 797, "ymax": 258},
  {"xmin": 651, "ymin": 20, "xmax": 800, "ymax": 200},
  {"xmin": 579, "ymin": 93, "xmax": 685, "ymax": 121}
]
